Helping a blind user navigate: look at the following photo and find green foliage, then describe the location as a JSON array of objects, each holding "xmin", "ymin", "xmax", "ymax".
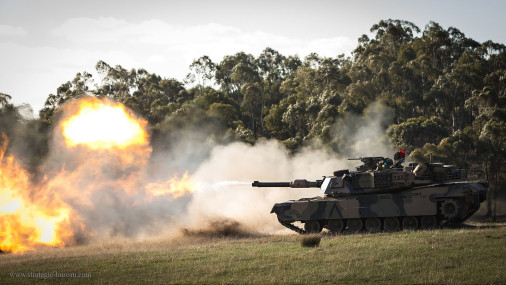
[
  {"xmin": 207, "ymin": 103, "xmax": 238, "ymax": 129},
  {"xmin": 0, "ymin": 92, "xmax": 12, "ymax": 108},
  {"xmin": 388, "ymin": 116, "xmax": 450, "ymax": 148},
  {"xmin": 264, "ymin": 103, "xmax": 290, "ymax": 140},
  {"xmin": 0, "ymin": 101, "xmax": 50, "ymax": 170},
  {"xmin": 234, "ymin": 123, "xmax": 255, "ymax": 144},
  {"xmin": 185, "ymin": 55, "xmax": 216, "ymax": 87}
]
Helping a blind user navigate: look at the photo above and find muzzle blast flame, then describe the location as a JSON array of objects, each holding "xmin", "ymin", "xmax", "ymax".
[{"xmin": 0, "ymin": 96, "xmax": 196, "ymax": 253}]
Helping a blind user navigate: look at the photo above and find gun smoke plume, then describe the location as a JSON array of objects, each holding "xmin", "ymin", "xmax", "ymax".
[
  {"xmin": 0, "ymin": 97, "xmax": 395, "ymax": 253},
  {"xmin": 184, "ymin": 102, "xmax": 396, "ymax": 233}
]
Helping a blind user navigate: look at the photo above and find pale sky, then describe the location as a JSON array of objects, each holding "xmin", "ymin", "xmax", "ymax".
[{"xmin": 1, "ymin": 0, "xmax": 505, "ymax": 113}]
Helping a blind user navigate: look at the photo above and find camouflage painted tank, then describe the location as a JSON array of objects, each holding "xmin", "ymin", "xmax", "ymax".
[{"xmin": 252, "ymin": 151, "xmax": 487, "ymax": 234}]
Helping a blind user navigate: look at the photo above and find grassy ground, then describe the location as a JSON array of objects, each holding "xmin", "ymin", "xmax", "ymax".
[{"xmin": 0, "ymin": 222, "xmax": 504, "ymax": 284}]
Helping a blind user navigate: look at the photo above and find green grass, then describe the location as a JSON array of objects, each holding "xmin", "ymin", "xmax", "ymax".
[{"xmin": 0, "ymin": 223, "xmax": 505, "ymax": 284}]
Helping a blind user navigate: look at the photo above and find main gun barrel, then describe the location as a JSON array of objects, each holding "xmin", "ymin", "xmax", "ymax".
[
  {"xmin": 252, "ymin": 179, "xmax": 322, "ymax": 188},
  {"xmin": 348, "ymin": 157, "xmax": 385, "ymax": 160},
  {"xmin": 252, "ymin": 181, "xmax": 291, "ymax": 187}
]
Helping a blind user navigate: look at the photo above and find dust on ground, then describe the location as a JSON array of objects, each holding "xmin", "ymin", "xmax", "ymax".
[{"xmin": 180, "ymin": 218, "xmax": 263, "ymax": 238}]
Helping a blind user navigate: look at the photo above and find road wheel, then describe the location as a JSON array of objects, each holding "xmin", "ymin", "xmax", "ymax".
[
  {"xmin": 402, "ymin": 216, "xmax": 419, "ymax": 230},
  {"xmin": 420, "ymin": 216, "xmax": 437, "ymax": 229},
  {"xmin": 365, "ymin": 218, "xmax": 381, "ymax": 233},
  {"xmin": 347, "ymin": 218, "xmax": 363, "ymax": 233},
  {"xmin": 327, "ymin": 219, "xmax": 344, "ymax": 234},
  {"xmin": 304, "ymin": 220, "xmax": 322, "ymax": 234},
  {"xmin": 383, "ymin": 217, "xmax": 400, "ymax": 232}
]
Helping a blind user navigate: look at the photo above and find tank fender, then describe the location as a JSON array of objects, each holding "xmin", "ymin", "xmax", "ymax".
[{"xmin": 271, "ymin": 202, "xmax": 292, "ymax": 214}]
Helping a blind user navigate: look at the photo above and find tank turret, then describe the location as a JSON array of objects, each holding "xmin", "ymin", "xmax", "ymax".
[
  {"xmin": 252, "ymin": 151, "xmax": 487, "ymax": 234},
  {"xmin": 348, "ymin": 157, "xmax": 390, "ymax": 171}
]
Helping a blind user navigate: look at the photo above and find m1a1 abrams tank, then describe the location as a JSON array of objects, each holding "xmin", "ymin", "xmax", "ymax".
[{"xmin": 252, "ymin": 151, "xmax": 487, "ymax": 234}]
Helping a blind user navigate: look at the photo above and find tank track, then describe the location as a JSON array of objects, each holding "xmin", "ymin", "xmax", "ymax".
[{"xmin": 278, "ymin": 218, "xmax": 306, "ymax": 234}]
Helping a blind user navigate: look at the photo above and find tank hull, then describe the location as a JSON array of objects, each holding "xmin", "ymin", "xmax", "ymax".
[{"xmin": 271, "ymin": 181, "xmax": 486, "ymax": 233}]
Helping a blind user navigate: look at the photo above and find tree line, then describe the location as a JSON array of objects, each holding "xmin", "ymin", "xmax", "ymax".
[{"xmin": 1, "ymin": 19, "xmax": 504, "ymax": 217}]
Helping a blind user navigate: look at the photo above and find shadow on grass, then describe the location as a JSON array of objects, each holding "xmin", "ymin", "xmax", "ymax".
[
  {"xmin": 448, "ymin": 222, "xmax": 506, "ymax": 230},
  {"xmin": 468, "ymin": 214, "xmax": 506, "ymax": 223}
]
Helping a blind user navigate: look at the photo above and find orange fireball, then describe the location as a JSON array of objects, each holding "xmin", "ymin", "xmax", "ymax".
[{"xmin": 61, "ymin": 97, "xmax": 148, "ymax": 149}]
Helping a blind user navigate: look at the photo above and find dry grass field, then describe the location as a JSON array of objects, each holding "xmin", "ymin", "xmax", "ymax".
[{"xmin": 1, "ymin": 222, "xmax": 505, "ymax": 284}]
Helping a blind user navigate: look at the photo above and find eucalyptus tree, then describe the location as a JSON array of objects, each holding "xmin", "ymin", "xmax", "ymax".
[
  {"xmin": 281, "ymin": 55, "xmax": 302, "ymax": 78},
  {"xmin": 0, "ymin": 92, "xmax": 12, "ymax": 108},
  {"xmin": 215, "ymin": 52, "xmax": 260, "ymax": 98},
  {"xmin": 256, "ymin": 47, "xmax": 286, "ymax": 82},
  {"xmin": 185, "ymin": 55, "xmax": 217, "ymax": 88},
  {"xmin": 466, "ymin": 69, "xmax": 506, "ymax": 186},
  {"xmin": 370, "ymin": 19, "xmax": 420, "ymax": 58},
  {"xmin": 240, "ymin": 82, "xmax": 264, "ymax": 137},
  {"xmin": 95, "ymin": 61, "xmax": 136, "ymax": 102},
  {"xmin": 39, "ymin": 72, "xmax": 93, "ymax": 127}
]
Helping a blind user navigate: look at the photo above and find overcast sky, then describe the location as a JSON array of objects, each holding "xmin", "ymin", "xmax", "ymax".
[{"xmin": 1, "ymin": 0, "xmax": 505, "ymax": 113}]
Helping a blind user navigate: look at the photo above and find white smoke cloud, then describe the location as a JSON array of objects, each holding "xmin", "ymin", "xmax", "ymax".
[
  {"xmin": 187, "ymin": 140, "xmax": 344, "ymax": 233},
  {"xmin": 183, "ymin": 101, "xmax": 396, "ymax": 234},
  {"xmin": 331, "ymin": 101, "xmax": 396, "ymax": 157}
]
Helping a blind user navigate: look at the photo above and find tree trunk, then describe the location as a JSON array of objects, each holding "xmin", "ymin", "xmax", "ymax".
[
  {"xmin": 260, "ymin": 95, "xmax": 265, "ymax": 137},
  {"xmin": 484, "ymin": 161, "xmax": 492, "ymax": 218},
  {"xmin": 249, "ymin": 102, "xmax": 256, "ymax": 138}
]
